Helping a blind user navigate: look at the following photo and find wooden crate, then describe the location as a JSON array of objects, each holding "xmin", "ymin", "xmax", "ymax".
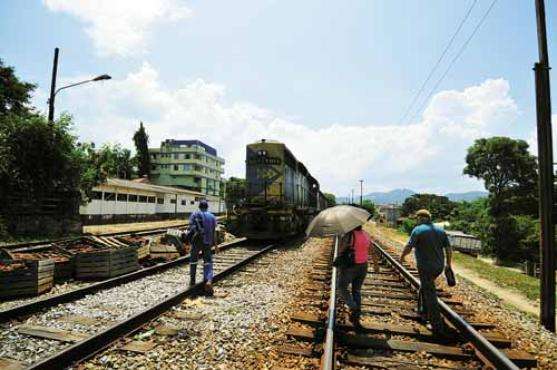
[
  {"xmin": 1, "ymin": 245, "xmax": 74, "ymax": 280},
  {"xmin": 74, "ymin": 246, "xmax": 139, "ymax": 279},
  {"xmin": 116, "ymin": 235, "xmax": 150, "ymax": 261},
  {"xmin": 0, "ymin": 259, "xmax": 55, "ymax": 298}
]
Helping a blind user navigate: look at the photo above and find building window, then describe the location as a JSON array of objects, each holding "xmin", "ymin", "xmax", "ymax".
[
  {"xmin": 190, "ymin": 200, "xmax": 195, "ymax": 205},
  {"xmin": 157, "ymin": 197, "xmax": 164, "ymax": 204},
  {"xmin": 181, "ymin": 200, "xmax": 187, "ymax": 206},
  {"xmin": 194, "ymin": 177, "xmax": 201, "ymax": 183},
  {"xmin": 194, "ymin": 154, "xmax": 200, "ymax": 160},
  {"xmin": 117, "ymin": 193, "xmax": 127, "ymax": 202},
  {"xmin": 151, "ymin": 154, "xmax": 157, "ymax": 159},
  {"xmin": 170, "ymin": 198, "xmax": 177, "ymax": 204},
  {"xmin": 104, "ymin": 192, "xmax": 116, "ymax": 201},
  {"xmin": 174, "ymin": 153, "xmax": 179, "ymax": 159},
  {"xmin": 185, "ymin": 154, "xmax": 190, "ymax": 159},
  {"xmin": 183, "ymin": 164, "xmax": 192, "ymax": 172},
  {"xmin": 129, "ymin": 194, "xmax": 138, "ymax": 202},
  {"xmin": 148, "ymin": 196, "xmax": 156, "ymax": 203},
  {"xmin": 174, "ymin": 165, "xmax": 179, "ymax": 171},
  {"xmin": 91, "ymin": 191, "xmax": 103, "ymax": 200},
  {"xmin": 138, "ymin": 195, "xmax": 147, "ymax": 203},
  {"xmin": 151, "ymin": 165, "xmax": 157, "ymax": 170}
]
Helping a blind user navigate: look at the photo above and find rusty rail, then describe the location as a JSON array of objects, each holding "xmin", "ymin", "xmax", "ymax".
[{"xmin": 320, "ymin": 235, "xmax": 339, "ymax": 370}]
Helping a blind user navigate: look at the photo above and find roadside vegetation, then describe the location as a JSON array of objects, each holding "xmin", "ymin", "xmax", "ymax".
[
  {"xmin": 0, "ymin": 60, "xmax": 154, "ymax": 240},
  {"xmin": 452, "ymin": 251, "xmax": 541, "ymax": 302}
]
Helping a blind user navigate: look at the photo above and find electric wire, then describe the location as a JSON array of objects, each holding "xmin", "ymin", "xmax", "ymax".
[
  {"xmin": 398, "ymin": 0, "xmax": 479, "ymax": 125},
  {"xmin": 408, "ymin": 0, "xmax": 499, "ymax": 123}
]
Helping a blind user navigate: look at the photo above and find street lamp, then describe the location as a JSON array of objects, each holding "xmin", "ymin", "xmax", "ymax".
[
  {"xmin": 359, "ymin": 179, "xmax": 363, "ymax": 206},
  {"xmin": 47, "ymin": 48, "xmax": 111, "ymax": 123}
]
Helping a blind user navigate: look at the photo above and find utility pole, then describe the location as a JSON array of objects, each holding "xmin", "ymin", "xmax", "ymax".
[
  {"xmin": 48, "ymin": 48, "xmax": 59, "ymax": 123},
  {"xmin": 534, "ymin": 0, "xmax": 555, "ymax": 332},
  {"xmin": 351, "ymin": 189, "xmax": 354, "ymax": 204},
  {"xmin": 359, "ymin": 179, "xmax": 363, "ymax": 206}
]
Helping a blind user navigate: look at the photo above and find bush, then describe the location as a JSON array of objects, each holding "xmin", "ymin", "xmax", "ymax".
[{"xmin": 399, "ymin": 218, "xmax": 417, "ymax": 235}]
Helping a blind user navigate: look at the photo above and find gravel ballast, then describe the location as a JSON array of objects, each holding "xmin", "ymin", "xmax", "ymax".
[{"xmin": 81, "ymin": 237, "xmax": 330, "ymax": 370}]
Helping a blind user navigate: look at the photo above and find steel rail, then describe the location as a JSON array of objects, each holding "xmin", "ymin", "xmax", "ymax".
[
  {"xmin": 29, "ymin": 243, "xmax": 275, "ymax": 370},
  {"xmin": 0, "ymin": 238, "xmax": 247, "ymax": 323},
  {"xmin": 320, "ymin": 235, "xmax": 338, "ymax": 370},
  {"xmin": 373, "ymin": 241, "xmax": 520, "ymax": 370}
]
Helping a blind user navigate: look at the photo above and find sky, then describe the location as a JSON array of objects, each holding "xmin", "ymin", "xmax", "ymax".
[{"xmin": 1, "ymin": 0, "xmax": 556, "ymax": 197}]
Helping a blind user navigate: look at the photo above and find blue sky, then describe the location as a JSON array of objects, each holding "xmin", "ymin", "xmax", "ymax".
[{"xmin": 1, "ymin": 1, "xmax": 555, "ymax": 196}]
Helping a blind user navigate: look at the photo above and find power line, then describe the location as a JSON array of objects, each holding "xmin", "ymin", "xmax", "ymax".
[
  {"xmin": 408, "ymin": 0, "xmax": 498, "ymax": 123},
  {"xmin": 398, "ymin": 0, "xmax": 479, "ymax": 125}
]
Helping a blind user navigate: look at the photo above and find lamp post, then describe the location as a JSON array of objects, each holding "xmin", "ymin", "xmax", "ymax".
[
  {"xmin": 359, "ymin": 179, "xmax": 363, "ymax": 206},
  {"xmin": 47, "ymin": 47, "xmax": 111, "ymax": 123}
]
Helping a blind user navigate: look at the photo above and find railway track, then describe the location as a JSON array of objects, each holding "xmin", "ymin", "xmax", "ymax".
[
  {"xmin": 0, "ymin": 240, "xmax": 273, "ymax": 369},
  {"xmin": 282, "ymin": 236, "xmax": 537, "ymax": 369}
]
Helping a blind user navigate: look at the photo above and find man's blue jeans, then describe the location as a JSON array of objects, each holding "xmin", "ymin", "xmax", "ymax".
[
  {"xmin": 418, "ymin": 267, "xmax": 445, "ymax": 333},
  {"xmin": 189, "ymin": 238, "xmax": 213, "ymax": 284},
  {"xmin": 338, "ymin": 263, "xmax": 368, "ymax": 311}
]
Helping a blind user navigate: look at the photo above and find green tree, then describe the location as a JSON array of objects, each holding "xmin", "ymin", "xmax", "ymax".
[
  {"xmin": 0, "ymin": 113, "xmax": 90, "ymax": 198},
  {"xmin": 225, "ymin": 177, "xmax": 247, "ymax": 208},
  {"xmin": 464, "ymin": 137, "xmax": 539, "ymax": 262},
  {"xmin": 401, "ymin": 193, "xmax": 455, "ymax": 221},
  {"xmin": 133, "ymin": 121, "xmax": 150, "ymax": 178},
  {"xmin": 323, "ymin": 192, "xmax": 336, "ymax": 206},
  {"xmin": 95, "ymin": 144, "xmax": 135, "ymax": 180},
  {"xmin": 448, "ymin": 198, "xmax": 490, "ymax": 236},
  {"xmin": 0, "ymin": 59, "xmax": 36, "ymax": 115},
  {"xmin": 361, "ymin": 199, "xmax": 376, "ymax": 216},
  {"xmin": 464, "ymin": 137, "xmax": 538, "ymax": 216}
]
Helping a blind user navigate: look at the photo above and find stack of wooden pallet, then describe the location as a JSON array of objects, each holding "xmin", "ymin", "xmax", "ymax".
[
  {"xmin": 1, "ymin": 244, "xmax": 73, "ymax": 280},
  {"xmin": 0, "ymin": 259, "xmax": 54, "ymax": 298},
  {"xmin": 116, "ymin": 235, "xmax": 150, "ymax": 261},
  {"xmin": 59, "ymin": 237, "xmax": 139, "ymax": 280}
]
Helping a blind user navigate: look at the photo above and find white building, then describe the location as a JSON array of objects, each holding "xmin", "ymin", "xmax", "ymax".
[{"xmin": 80, "ymin": 178, "xmax": 225, "ymax": 224}]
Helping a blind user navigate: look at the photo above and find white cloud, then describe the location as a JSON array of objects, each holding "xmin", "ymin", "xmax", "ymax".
[
  {"xmin": 43, "ymin": 0, "xmax": 192, "ymax": 57},
  {"xmin": 51, "ymin": 63, "xmax": 522, "ymax": 195}
]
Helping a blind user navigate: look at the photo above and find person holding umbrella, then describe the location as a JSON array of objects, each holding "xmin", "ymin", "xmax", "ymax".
[
  {"xmin": 305, "ymin": 205, "xmax": 378, "ymax": 329},
  {"xmin": 337, "ymin": 224, "xmax": 379, "ymax": 328}
]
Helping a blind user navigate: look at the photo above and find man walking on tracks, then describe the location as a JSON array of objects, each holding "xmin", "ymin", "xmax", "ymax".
[
  {"xmin": 400, "ymin": 209, "xmax": 453, "ymax": 338},
  {"xmin": 187, "ymin": 200, "xmax": 217, "ymax": 296}
]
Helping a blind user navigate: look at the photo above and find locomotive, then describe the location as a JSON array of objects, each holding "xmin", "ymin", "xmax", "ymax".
[{"xmin": 227, "ymin": 139, "xmax": 328, "ymax": 239}]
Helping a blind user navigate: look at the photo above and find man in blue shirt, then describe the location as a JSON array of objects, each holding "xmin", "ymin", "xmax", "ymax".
[
  {"xmin": 188, "ymin": 200, "xmax": 217, "ymax": 296},
  {"xmin": 400, "ymin": 209, "xmax": 453, "ymax": 337}
]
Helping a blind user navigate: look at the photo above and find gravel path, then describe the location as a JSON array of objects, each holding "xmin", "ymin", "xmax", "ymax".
[
  {"xmin": 81, "ymin": 237, "xmax": 330, "ymax": 370},
  {"xmin": 0, "ymin": 247, "xmax": 259, "ymax": 366},
  {"xmin": 370, "ymin": 225, "xmax": 557, "ymax": 370}
]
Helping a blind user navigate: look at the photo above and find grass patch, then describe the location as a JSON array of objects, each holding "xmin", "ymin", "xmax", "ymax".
[{"xmin": 453, "ymin": 252, "xmax": 542, "ymax": 302}]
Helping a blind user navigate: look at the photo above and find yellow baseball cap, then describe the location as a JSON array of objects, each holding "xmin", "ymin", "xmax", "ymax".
[{"xmin": 415, "ymin": 209, "xmax": 431, "ymax": 218}]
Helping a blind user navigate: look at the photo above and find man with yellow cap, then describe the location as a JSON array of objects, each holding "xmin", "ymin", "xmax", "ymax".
[{"xmin": 400, "ymin": 209, "xmax": 453, "ymax": 338}]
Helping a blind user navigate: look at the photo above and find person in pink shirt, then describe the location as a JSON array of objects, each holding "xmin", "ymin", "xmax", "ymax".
[{"xmin": 337, "ymin": 224, "xmax": 379, "ymax": 329}]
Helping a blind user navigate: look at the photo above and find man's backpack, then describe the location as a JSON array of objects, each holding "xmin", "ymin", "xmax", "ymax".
[{"xmin": 184, "ymin": 212, "xmax": 205, "ymax": 244}]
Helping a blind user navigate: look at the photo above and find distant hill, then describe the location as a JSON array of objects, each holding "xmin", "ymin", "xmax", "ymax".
[
  {"xmin": 445, "ymin": 191, "xmax": 488, "ymax": 202},
  {"xmin": 337, "ymin": 189, "xmax": 487, "ymax": 205}
]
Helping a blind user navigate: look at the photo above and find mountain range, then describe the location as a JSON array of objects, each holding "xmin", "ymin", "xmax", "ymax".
[{"xmin": 336, "ymin": 189, "xmax": 487, "ymax": 205}]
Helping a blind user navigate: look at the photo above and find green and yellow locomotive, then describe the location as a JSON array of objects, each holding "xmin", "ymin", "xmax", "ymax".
[{"xmin": 228, "ymin": 139, "xmax": 328, "ymax": 239}]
